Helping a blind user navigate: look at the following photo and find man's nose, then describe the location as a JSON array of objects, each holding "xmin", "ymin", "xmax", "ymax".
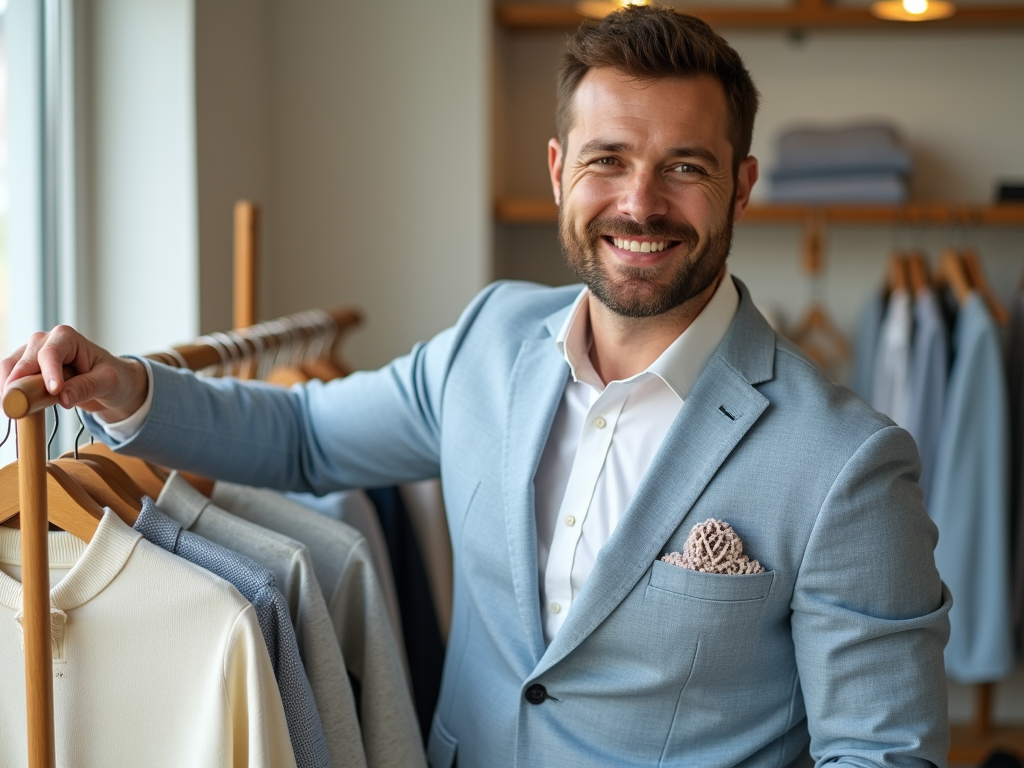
[{"xmin": 617, "ymin": 172, "xmax": 669, "ymax": 224}]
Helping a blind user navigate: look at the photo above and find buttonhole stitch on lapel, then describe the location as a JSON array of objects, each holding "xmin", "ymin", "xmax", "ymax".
[{"xmin": 717, "ymin": 405, "xmax": 737, "ymax": 421}]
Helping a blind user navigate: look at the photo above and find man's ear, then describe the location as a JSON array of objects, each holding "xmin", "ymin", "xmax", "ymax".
[
  {"xmin": 732, "ymin": 156, "xmax": 759, "ymax": 223},
  {"xmin": 548, "ymin": 138, "xmax": 564, "ymax": 206}
]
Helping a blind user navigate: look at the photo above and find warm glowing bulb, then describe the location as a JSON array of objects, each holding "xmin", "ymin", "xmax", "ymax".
[
  {"xmin": 902, "ymin": 0, "xmax": 929, "ymax": 14},
  {"xmin": 619, "ymin": 0, "xmax": 650, "ymax": 5}
]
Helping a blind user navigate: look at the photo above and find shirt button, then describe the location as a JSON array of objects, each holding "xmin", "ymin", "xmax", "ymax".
[
  {"xmin": 549, "ymin": 602, "xmax": 561, "ymax": 614},
  {"xmin": 525, "ymin": 684, "xmax": 548, "ymax": 705},
  {"xmin": 565, "ymin": 515, "xmax": 576, "ymax": 527},
  {"xmin": 594, "ymin": 417, "xmax": 607, "ymax": 429}
]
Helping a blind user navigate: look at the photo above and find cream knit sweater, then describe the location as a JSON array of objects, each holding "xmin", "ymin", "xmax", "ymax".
[{"xmin": 0, "ymin": 509, "xmax": 297, "ymax": 768}]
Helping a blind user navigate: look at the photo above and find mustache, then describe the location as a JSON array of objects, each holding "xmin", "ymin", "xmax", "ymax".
[{"xmin": 585, "ymin": 216, "xmax": 700, "ymax": 249}]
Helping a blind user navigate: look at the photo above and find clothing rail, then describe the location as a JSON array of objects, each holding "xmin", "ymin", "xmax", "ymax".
[
  {"xmin": 144, "ymin": 307, "xmax": 361, "ymax": 374},
  {"xmin": 3, "ymin": 375, "xmax": 60, "ymax": 768}
]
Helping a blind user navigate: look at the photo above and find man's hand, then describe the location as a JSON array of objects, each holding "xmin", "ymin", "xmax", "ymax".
[{"xmin": 0, "ymin": 326, "xmax": 148, "ymax": 422}]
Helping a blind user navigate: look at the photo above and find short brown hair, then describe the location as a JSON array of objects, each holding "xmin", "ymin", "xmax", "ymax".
[{"xmin": 555, "ymin": 6, "xmax": 760, "ymax": 172}]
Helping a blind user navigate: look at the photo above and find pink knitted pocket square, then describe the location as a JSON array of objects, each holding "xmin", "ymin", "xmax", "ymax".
[{"xmin": 661, "ymin": 518, "xmax": 765, "ymax": 575}]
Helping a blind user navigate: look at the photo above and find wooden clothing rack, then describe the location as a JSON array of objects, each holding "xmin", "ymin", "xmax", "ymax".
[
  {"xmin": 4, "ymin": 375, "xmax": 62, "ymax": 768},
  {"xmin": 6, "ymin": 302, "xmax": 361, "ymax": 768}
]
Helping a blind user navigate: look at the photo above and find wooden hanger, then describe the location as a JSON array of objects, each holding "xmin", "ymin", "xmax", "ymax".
[
  {"xmin": 907, "ymin": 251, "xmax": 931, "ymax": 296},
  {"xmin": 59, "ymin": 449, "xmax": 149, "ymax": 504},
  {"xmin": 300, "ymin": 358, "xmax": 347, "ymax": 382},
  {"xmin": 266, "ymin": 365, "xmax": 311, "ymax": 387},
  {"xmin": 51, "ymin": 458, "xmax": 141, "ymax": 524},
  {"xmin": 938, "ymin": 249, "xmax": 973, "ymax": 307},
  {"xmin": 77, "ymin": 443, "xmax": 167, "ymax": 499},
  {"xmin": 0, "ymin": 462, "xmax": 104, "ymax": 543},
  {"xmin": 790, "ymin": 305, "xmax": 853, "ymax": 363},
  {"xmin": 962, "ymin": 247, "xmax": 1009, "ymax": 324}
]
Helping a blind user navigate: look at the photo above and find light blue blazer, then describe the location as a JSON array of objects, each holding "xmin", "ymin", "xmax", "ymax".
[{"xmin": 88, "ymin": 277, "xmax": 951, "ymax": 768}]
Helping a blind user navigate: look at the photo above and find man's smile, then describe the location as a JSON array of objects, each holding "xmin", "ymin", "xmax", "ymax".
[{"xmin": 606, "ymin": 237, "xmax": 676, "ymax": 253}]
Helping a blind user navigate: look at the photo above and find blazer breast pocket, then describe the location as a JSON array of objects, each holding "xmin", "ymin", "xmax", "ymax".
[
  {"xmin": 645, "ymin": 560, "xmax": 775, "ymax": 637},
  {"xmin": 648, "ymin": 559, "xmax": 775, "ymax": 602}
]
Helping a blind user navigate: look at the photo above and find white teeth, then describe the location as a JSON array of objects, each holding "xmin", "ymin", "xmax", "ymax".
[{"xmin": 612, "ymin": 238, "xmax": 668, "ymax": 253}]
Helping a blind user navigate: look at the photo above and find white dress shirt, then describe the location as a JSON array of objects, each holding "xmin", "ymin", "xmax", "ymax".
[
  {"xmin": 99, "ymin": 271, "xmax": 740, "ymax": 645},
  {"xmin": 534, "ymin": 271, "xmax": 738, "ymax": 643}
]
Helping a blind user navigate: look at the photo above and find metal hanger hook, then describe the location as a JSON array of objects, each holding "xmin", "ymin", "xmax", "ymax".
[
  {"xmin": 0, "ymin": 418, "xmax": 11, "ymax": 451},
  {"xmin": 73, "ymin": 408, "xmax": 86, "ymax": 460},
  {"xmin": 47, "ymin": 405, "xmax": 60, "ymax": 461}
]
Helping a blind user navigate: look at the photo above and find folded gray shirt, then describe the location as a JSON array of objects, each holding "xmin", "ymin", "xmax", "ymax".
[
  {"xmin": 134, "ymin": 496, "xmax": 331, "ymax": 768},
  {"xmin": 157, "ymin": 473, "xmax": 368, "ymax": 768}
]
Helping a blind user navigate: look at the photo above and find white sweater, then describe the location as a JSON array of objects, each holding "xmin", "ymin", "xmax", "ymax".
[{"xmin": 0, "ymin": 509, "xmax": 297, "ymax": 768}]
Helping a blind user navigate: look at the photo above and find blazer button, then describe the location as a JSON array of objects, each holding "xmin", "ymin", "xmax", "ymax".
[{"xmin": 525, "ymin": 684, "xmax": 548, "ymax": 705}]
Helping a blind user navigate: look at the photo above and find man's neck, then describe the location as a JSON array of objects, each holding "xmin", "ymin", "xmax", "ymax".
[{"xmin": 586, "ymin": 269, "xmax": 725, "ymax": 385}]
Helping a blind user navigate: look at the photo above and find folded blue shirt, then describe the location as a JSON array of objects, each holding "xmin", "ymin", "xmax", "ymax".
[{"xmin": 135, "ymin": 496, "xmax": 332, "ymax": 768}]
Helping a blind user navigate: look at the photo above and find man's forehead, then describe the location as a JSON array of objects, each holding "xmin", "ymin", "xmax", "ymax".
[{"xmin": 567, "ymin": 68, "xmax": 730, "ymax": 149}]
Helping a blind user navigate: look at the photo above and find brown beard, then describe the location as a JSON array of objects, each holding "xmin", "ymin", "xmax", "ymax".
[{"xmin": 559, "ymin": 200, "xmax": 735, "ymax": 319}]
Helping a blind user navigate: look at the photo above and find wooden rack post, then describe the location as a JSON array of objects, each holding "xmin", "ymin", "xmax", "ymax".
[
  {"xmin": 234, "ymin": 201, "xmax": 259, "ymax": 330},
  {"xmin": 3, "ymin": 376, "xmax": 61, "ymax": 768}
]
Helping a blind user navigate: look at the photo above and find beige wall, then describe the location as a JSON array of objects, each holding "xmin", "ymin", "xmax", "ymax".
[{"xmin": 195, "ymin": 0, "xmax": 491, "ymax": 370}]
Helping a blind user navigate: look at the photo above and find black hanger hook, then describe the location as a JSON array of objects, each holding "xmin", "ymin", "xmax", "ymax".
[
  {"xmin": 0, "ymin": 418, "xmax": 11, "ymax": 451},
  {"xmin": 47, "ymin": 405, "xmax": 60, "ymax": 461},
  {"xmin": 74, "ymin": 408, "xmax": 86, "ymax": 460}
]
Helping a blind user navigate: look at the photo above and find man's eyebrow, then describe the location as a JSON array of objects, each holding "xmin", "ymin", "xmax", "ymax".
[
  {"xmin": 575, "ymin": 140, "xmax": 632, "ymax": 156},
  {"xmin": 667, "ymin": 146, "xmax": 721, "ymax": 169}
]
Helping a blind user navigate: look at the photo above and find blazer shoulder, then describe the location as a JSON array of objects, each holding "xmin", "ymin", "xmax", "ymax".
[{"xmin": 769, "ymin": 333, "xmax": 896, "ymax": 446}]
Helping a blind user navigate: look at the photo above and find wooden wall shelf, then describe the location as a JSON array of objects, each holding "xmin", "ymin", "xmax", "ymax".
[
  {"xmin": 497, "ymin": 2, "xmax": 1024, "ymax": 30},
  {"xmin": 495, "ymin": 196, "xmax": 1024, "ymax": 226}
]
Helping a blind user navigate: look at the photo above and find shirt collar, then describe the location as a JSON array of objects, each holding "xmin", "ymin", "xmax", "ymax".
[{"xmin": 555, "ymin": 267, "xmax": 740, "ymax": 400}]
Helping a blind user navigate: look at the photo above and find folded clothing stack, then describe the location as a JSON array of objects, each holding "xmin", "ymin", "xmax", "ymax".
[{"xmin": 769, "ymin": 123, "xmax": 912, "ymax": 204}]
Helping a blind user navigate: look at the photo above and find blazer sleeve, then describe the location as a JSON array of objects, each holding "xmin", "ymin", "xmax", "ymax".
[
  {"xmin": 791, "ymin": 424, "xmax": 952, "ymax": 767},
  {"xmin": 81, "ymin": 283, "xmax": 506, "ymax": 494}
]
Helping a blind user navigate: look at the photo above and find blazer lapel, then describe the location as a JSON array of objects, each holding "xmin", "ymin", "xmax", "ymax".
[
  {"xmin": 533, "ymin": 281, "xmax": 775, "ymax": 675},
  {"xmin": 503, "ymin": 330, "xmax": 572, "ymax": 664}
]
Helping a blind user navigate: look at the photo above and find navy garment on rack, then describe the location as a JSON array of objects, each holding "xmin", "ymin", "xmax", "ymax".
[
  {"xmin": 365, "ymin": 487, "xmax": 444, "ymax": 743},
  {"xmin": 1008, "ymin": 294, "xmax": 1024, "ymax": 651},
  {"xmin": 134, "ymin": 496, "xmax": 332, "ymax": 768}
]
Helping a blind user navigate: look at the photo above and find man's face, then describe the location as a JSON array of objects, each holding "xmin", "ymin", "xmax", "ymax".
[{"xmin": 548, "ymin": 69, "xmax": 757, "ymax": 318}]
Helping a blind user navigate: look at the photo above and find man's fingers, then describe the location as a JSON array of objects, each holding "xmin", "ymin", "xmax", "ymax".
[
  {"xmin": 5, "ymin": 333, "xmax": 49, "ymax": 386},
  {"xmin": 0, "ymin": 343, "xmax": 29, "ymax": 390},
  {"xmin": 36, "ymin": 327, "xmax": 82, "ymax": 395},
  {"xmin": 58, "ymin": 371, "xmax": 101, "ymax": 409}
]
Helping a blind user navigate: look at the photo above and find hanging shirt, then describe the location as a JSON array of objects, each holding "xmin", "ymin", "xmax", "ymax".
[
  {"xmin": 287, "ymin": 489, "xmax": 403, "ymax": 647},
  {"xmin": 0, "ymin": 509, "xmax": 296, "ymax": 768},
  {"xmin": 156, "ymin": 473, "xmax": 369, "ymax": 768},
  {"xmin": 871, "ymin": 288, "xmax": 913, "ymax": 428},
  {"xmin": 134, "ymin": 497, "xmax": 331, "ymax": 768},
  {"xmin": 929, "ymin": 292, "xmax": 1013, "ymax": 683},
  {"xmin": 212, "ymin": 482, "xmax": 425, "ymax": 768},
  {"xmin": 904, "ymin": 289, "xmax": 948, "ymax": 508},
  {"xmin": 535, "ymin": 270, "xmax": 738, "ymax": 644},
  {"xmin": 850, "ymin": 290, "xmax": 884, "ymax": 403}
]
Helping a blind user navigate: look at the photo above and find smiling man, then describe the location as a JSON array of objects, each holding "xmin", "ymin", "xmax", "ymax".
[{"xmin": 3, "ymin": 7, "xmax": 950, "ymax": 768}]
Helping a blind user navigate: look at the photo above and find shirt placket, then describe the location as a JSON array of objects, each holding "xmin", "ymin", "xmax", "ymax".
[{"xmin": 542, "ymin": 383, "xmax": 630, "ymax": 639}]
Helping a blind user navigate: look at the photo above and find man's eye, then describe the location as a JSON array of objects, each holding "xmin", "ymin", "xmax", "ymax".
[
  {"xmin": 594, "ymin": 157, "xmax": 618, "ymax": 166},
  {"xmin": 671, "ymin": 163, "xmax": 704, "ymax": 174}
]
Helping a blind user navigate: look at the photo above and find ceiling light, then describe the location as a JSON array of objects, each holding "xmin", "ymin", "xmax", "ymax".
[
  {"xmin": 870, "ymin": 0, "xmax": 956, "ymax": 21},
  {"xmin": 577, "ymin": 0, "xmax": 650, "ymax": 21}
]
